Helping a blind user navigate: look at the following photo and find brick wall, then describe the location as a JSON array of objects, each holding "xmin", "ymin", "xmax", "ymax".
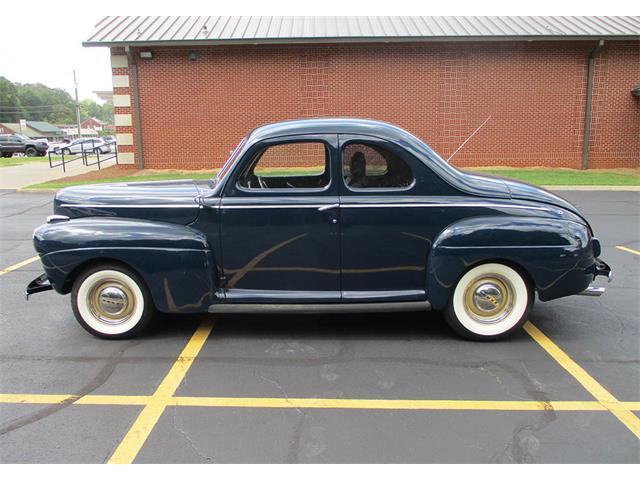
[{"xmin": 111, "ymin": 41, "xmax": 639, "ymax": 170}]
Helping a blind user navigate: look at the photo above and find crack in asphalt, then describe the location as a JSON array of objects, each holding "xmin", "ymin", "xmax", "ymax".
[
  {"xmin": 0, "ymin": 200, "xmax": 52, "ymax": 219},
  {"xmin": 489, "ymin": 367, "xmax": 556, "ymax": 463},
  {"xmin": 171, "ymin": 406, "xmax": 215, "ymax": 463},
  {"xmin": 0, "ymin": 340, "xmax": 142, "ymax": 436}
]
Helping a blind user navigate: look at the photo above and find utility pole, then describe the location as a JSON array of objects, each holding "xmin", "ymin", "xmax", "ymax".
[{"xmin": 73, "ymin": 70, "xmax": 81, "ymax": 139}]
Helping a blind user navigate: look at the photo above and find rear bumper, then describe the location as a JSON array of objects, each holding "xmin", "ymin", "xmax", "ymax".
[{"xmin": 25, "ymin": 273, "xmax": 53, "ymax": 299}]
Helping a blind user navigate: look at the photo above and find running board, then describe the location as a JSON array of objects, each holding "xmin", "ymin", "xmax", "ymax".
[{"xmin": 208, "ymin": 301, "xmax": 431, "ymax": 314}]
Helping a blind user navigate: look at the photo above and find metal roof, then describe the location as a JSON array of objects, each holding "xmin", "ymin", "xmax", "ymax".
[{"xmin": 84, "ymin": 16, "xmax": 640, "ymax": 46}]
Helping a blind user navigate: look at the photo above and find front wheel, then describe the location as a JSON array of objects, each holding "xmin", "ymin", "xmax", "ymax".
[
  {"xmin": 444, "ymin": 263, "xmax": 533, "ymax": 341},
  {"xmin": 25, "ymin": 147, "xmax": 37, "ymax": 157},
  {"xmin": 71, "ymin": 264, "xmax": 154, "ymax": 339}
]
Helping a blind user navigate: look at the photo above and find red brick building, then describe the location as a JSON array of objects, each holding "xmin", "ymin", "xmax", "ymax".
[{"xmin": 84, "ymin": 16, "xmax": 640, "ymax": 170}]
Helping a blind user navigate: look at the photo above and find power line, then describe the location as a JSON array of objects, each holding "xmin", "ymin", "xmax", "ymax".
[{"xmin": 0, "ymin": 105, "xmax": 74, "ymax": 110}]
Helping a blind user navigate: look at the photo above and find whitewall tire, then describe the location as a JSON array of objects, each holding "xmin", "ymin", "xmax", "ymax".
[
  {"xmin": 445, "ymin": 263, "xmax": 533, "ymax": 341},
  {"xmin": 71, "ymin": 264, "xmax": 154, "ymax": 339}
]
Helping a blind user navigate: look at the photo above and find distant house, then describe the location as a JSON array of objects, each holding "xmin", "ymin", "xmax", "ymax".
[
  {"xmin": 0, "ymin": 122, "xmax": 43, "ymax": 139},
  {"xmin": 26, "ymin": 121, "xmax": 66, "ymax": 142},
  {"xmin": 0, "ymin": 123, "xmax": 15, "ymax": 135},
  {"xmin": 58, "ymin": 126, "xmax": 99, "ymax": 139},
  {"xmin": 81, "ymin": 117, "xmax": 106, "ymax": 131}
]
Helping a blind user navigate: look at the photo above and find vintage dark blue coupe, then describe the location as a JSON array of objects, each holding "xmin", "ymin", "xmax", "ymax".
[{"xmin": 27, "ymin": 118, "xmax": 611, "ymax": 340}]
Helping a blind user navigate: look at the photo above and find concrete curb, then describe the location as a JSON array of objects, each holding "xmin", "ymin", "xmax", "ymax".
[
  {"xmin": 18, "ymin": 185, "xmax": 640, "ymax": 194},
  {"xmin": 544, "ymin": 185, "xmax": 640, "ymax": 191}
]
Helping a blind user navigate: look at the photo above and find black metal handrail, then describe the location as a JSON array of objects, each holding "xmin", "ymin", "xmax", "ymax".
[
  {"xmin": 84, "ymin": 140, "xmax": 118, "ymax": 170},
  {"xmin": 48, "ymin": 140, "xmax": 118, "ymax": 172}
]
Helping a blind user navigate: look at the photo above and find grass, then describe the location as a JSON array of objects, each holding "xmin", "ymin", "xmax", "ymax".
[
  {"xmin": 26, "ymin": 171, "xmax": 217, "ymax": 190},
  {"xmin": 23, "ymin": 166, "xmax": 640, "ymax": 190},
  {"xmin": 466, "ymin": 167, "xmax": 640, "ymax": 186},
  {"xmin": 0, "ymin": 155, "xmax": 51, "ymax": 167}
]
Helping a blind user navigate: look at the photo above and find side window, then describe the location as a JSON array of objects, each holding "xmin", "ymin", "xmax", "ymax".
[
  {"xmin": 342, "ymin": 142, "xmax": 414, "ymax": 189},
  {"xmin": 238, "ymin": 142, "xmax": 330, "ymax": 190}
]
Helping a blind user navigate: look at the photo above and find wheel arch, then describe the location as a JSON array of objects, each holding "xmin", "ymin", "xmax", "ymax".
[
  {"xmin": 426, "ymin": 214, "xmax": 592, "ymax": 310},
  {"xmin": 61, "ymin": 257, "xmax": 146, "ymax": 295}
]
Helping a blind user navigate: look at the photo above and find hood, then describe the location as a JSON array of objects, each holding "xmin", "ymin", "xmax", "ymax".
[{"xmin": 54, "ymin": 179, "xmax": 201, "ymax": 225}]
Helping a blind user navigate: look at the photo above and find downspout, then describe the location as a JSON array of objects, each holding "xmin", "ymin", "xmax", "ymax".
[
  {"xmin": 125, "ymin": 46, "xmax": 145, "ymax": 169},
  {"xmin": 581, "ymin": 39, "xmax": 604, "ymax": 170}
]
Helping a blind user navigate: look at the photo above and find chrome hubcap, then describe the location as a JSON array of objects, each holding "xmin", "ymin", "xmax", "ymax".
[
  {"xmin": 464, "ymin": 275, "xmax": 514, "ymax": 324},
  {"xmin": 98, "ymin": 286, "xmax": 129, "ymax": 316},
  {"xmin": 88, "ymin": 280, "xmax": 135, "ymax": 325}
]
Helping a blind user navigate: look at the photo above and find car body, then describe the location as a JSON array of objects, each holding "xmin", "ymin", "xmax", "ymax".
[
  {"xmin": 27, "ymin": 118, "xmax": 611, "ymax": 340},
  {"xmin": 52, "ymin": 137, "xmax": 111, "ymax": 155},
  {"xmin": 0, "ymin": 133, "xmax": 48, "ymax": 157}
]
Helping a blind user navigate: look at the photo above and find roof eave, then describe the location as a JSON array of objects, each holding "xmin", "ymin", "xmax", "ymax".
[{"xmin": 82, "ymin": 34, "xmax": 640, "ymax": 48}]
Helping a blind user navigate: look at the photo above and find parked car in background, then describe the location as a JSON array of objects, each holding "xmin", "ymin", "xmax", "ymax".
[
  {"xmin": 27, "ymin": 118, "xmax": 611, "ymax": 340},
  {"xmin": 0, "ymin": 134, "xmax": 48, "ymax": 157},
  {"xmin": 52, "ymin": 137, "xmax": 111, "ymax": 155}
]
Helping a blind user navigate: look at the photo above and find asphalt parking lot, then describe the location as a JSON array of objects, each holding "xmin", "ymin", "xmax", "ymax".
[{"xmin": 0, "ymin": 189, "xmax": 638, "ymax": 463}]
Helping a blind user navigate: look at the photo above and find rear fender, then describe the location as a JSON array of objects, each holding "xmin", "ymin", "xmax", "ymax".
[{"xmin": 426, "ymin": 216, "xmax": 596, "ymax": 310}]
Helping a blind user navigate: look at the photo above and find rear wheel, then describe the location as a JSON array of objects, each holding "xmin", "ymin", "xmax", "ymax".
[
  {"xmin": 71, "ymin": 264, "xmax": 154, "ymax": 339},
  {"xmin": 2, "ymin": 152, "xmax": 12, "ymax": 158},
  {"xmin": 444, "ymin": 262, "xmax": 533, "ymax": 341}
]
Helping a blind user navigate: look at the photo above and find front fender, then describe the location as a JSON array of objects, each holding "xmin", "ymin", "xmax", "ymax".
[
  {"xmin": 426, "ymin": 216, "xmax": 597, "ymax": 310},
  {"xmin": 33, "ymin": 217, "xmax": 216, "ymax": 313}
]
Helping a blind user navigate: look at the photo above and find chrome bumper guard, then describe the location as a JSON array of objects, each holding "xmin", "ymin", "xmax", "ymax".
[
  {"xmin": 25, "ymin": 273, "xmax": 53, "ymax": 300},
  {"xmin": 578, "ymin": 260, "xmax": 612, "ymax": 297}
]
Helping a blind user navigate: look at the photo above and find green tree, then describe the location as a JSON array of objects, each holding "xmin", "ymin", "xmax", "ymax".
[
  {"xmin": 100, "ymin": 101, "xmax": 114, "ymax": 123},
  {"xmin": 80, "ymin": 99, "xmax": 102, "ymax": 120},
  {"xmin": 16, "ymin": 83, "xmax": 76, "ymax": 123},
  {"xmin": 0, "ymin": 76, "xmax": 25, "ymax": 122}
]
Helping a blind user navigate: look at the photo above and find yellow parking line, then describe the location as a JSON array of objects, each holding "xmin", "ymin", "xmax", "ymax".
[
  {"xmin": 0, "ymin": 393, "xmax": 150, "ymax": 406},
  {"xmin": 74, "ymin": 395, "xmax": 151, "ymax": 406},
  {"xmin": 107, "ymin": 319, "xmax": 214, "ymax": 464},
  {"xmin": 171, "ymin": 397, "xmax": 607, "ymax": 411},
  {"xmin": 623, "ymin": 402, "xmax": 640, "ymax": 411},
  {"xmin": 3, "ymin": 393, "xmax": 639, "ymax": 412},
  {"xmin": 524, "ymin": 322, "xmax": 640, "ymax": 439},
  {"xmin": 0, "ymin": 255, "xmax": 39, "ymax": 276},
  {"xmin": 0, "ymin": 393, "xmax": 75, "ymax": 404},
  {"xmin": 616, "ymin": 245, "xmax": 640, "ymax": 256}
]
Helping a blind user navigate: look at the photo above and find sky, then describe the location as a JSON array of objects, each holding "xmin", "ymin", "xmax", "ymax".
[{"xmin": 0, "ymin": 14, "xmax": 111, "ymax": 103}]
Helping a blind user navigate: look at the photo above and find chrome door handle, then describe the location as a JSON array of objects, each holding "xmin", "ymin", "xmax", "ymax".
[{"xmin": 318, "ymin": 203, "xmax": 339, "ymax": 212}]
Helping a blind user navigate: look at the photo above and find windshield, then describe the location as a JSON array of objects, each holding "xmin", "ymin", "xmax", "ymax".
[{"xmin": 211, "ymin": 137, "xmax": 247, "ymax": 186}]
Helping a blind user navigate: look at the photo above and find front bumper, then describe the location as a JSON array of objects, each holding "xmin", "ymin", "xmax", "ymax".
[
  {"xmin": 578, "ymin": 259, "xmax": 612, "ymax": 297},
  {"xmin": 25, "ymin": 273, "xmax": 53, "ymax": 299}
]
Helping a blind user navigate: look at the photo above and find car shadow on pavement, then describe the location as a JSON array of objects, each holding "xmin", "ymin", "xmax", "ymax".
[{"xmin": 151, "ymin": 310, "xmax": 532, "ymax": 344}]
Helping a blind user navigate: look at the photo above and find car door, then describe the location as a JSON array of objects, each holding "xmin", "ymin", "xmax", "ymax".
[
  {"xmin": 219, "ymin": 134, "xmax": 341, "ymax": 303},
  {"xmin": 338, "ymin": 134, "xmax": 440, "ymax": 302},
  {"xmin": 9, "ymin": 135, "xmax": 24, "ymax": 152}
]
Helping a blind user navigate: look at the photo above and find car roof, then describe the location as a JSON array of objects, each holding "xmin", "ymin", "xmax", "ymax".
[{"xmin": 247, "ymin": 118, "xmax": 419, "ymax": 144}]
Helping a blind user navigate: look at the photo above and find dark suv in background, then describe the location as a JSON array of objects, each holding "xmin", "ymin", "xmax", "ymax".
[{"xmin": 0, "ymin": 134, "xmax": 48, "ymax": 157}]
